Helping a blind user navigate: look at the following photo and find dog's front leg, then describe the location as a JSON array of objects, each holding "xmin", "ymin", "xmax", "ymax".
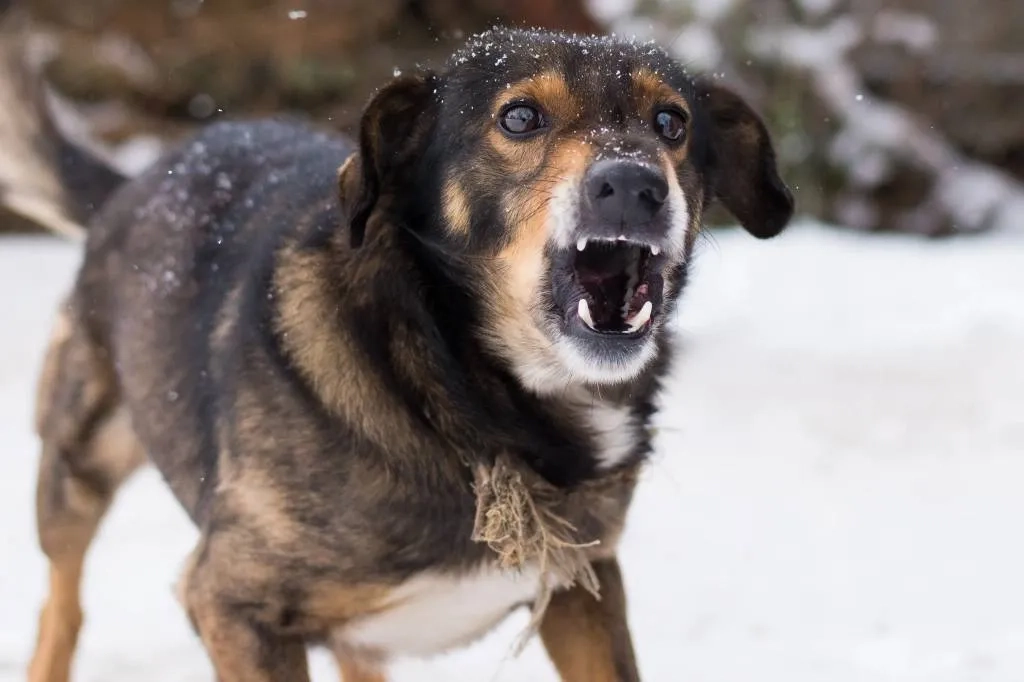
[
  {"xmin": 180, "ymin": 547, "xmax": 310, "ymax": 682},
  {"xmin": 539, "ymin": 557, "xmax": 641, "ymax": 682},
  {"xmin": 187, "ymin": 594, "xmax": 309, "ymax": 682}
]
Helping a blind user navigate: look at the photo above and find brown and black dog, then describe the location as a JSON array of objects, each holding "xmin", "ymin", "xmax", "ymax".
[{"xmin": 10, "ymin": 26, "xmax": 793, "ymax": 682}]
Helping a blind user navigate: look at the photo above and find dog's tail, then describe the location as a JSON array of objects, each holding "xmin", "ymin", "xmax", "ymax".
[{"xmin": 0, "ymin": 7, "xmax": 128, "ymax": 239}]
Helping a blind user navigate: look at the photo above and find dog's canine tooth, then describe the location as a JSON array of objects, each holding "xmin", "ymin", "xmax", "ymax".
[
  {"xmin": 576, "ymin": 237, "xmax": 588, "ymax": 251},
  {"xmin": 650, "ymin": 245, "xmax": 661, "ymax": 256},
  {"xmin": 577, "ymin": 298, "xmax": 596, "ymax": 329},
  {"xmin": 626, "ymin": 301, "xmax": 653, "ymax": 332}
]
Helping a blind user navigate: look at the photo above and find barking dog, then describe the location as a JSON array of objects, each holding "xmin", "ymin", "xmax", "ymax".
[{"xmin": 13, "ymin": 27, "xmax": 793, "ymax": 682}]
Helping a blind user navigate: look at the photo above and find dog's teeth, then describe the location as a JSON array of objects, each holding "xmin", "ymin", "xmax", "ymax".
[
  {"xmin": 578, "ymin": 298, "xmax": 596, "ymax": 329},
  {"xmin": 650, "ymin": 245, "xmax": 661, "ymax": 256},
  {"xmin": 617, "ymin": 235, "xmax": 627, "ymax": 241},
  {"xmin": 576, "ymin": 238, "xmax": 588, "ymax": 252},
  {"xmin": 626, "ymin": 301, "xmax": 653, "ymax": 332}
]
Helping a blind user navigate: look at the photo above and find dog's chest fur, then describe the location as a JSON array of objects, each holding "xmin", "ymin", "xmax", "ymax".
[
  {"xmin": 586, "ymin": 400, "xmax": 642, "ymax": 469},
  {"xmin": 327, "ymin": 395, "xmax": 642, "ymax": 657},
  {"xmin": 333, "ymin": 567, "xmax": 546, "ymax": 656},
  {"xmin": 563, "ymin": 388, "xmax": 643, "ymax": 471}
]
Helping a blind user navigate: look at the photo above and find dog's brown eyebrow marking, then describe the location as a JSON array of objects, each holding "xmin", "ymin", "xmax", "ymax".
[
  {"xmin": 631, "ymin": 68, "xmax": 689, "ymax": 118},
  {"xmin": 633, "ymin": 68, "xmax": 692, "ymax": 164},
  {"xmin": 487, "ymin": 71, "xmax": 581, "ymax": 169},
  {"xmin": 495, "ymin": 137, "xmax": 593, "ymax": 300},
  {"xmin": 493, "ymin": 70, "xmax": 580, "ymax": 124}
]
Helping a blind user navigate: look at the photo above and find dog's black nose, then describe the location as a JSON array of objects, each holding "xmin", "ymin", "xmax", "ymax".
[{"xmin": 586, "ymin": 160, "xmax": 668, "ymax": 226}]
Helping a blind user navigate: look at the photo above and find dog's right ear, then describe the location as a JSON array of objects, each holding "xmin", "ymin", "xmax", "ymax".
[{"xmin": 339, "ymin": 73, "xmax": 437, "ymax": 248}]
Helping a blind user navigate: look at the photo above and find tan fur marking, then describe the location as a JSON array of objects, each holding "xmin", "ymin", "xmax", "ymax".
[
  {"xmin": 87, "ymin": 406, "xmax": 146, "ymax": 486},
  {"xmin": 34, "ymin": 313, "xmax": 114, "ymax": 446},
  {"xmin": 487, "ymin": 71, "xmax": 580, "ymax": 167},
  {"xmin": 633, "ymin": 68, "xmax": 691, "ymax": 165},
  {"xmin": 221, "ymin": 465, "xmax": 303, "ymax": 547},
  {"xmin": 28, "ymin": 563, "xmax": 84, "ymax": 682},
  {"xmin": 186, "ymin": 599, "xmax": 311, "ymax": 682},
  {"xmin": 274, "ymin": 245, "xmax": 423, "ymax": 452},
  {"xmin": 31, "ymin": 315, "xmax": 144, "ymax": 682},
  {"xmin": 441, "ymin": 176, "xmax": 471, "ymax": 234},
  {"xmin": 496, "ymin": 70, "xmax": 578, "ymax": 125},
  {"xmin": 496, "ymin": 138, "xmax": 591, "ymax": 306},
  {"xmin": 662, "ymin": 158, "xmax": 700, "ymax": 285},
  {"xmin": 335, "ymin": 655, "xmax": 387, "ymax": 682},
  {"xmin": 486, "ymin": 129, "xmax": 542, "ymax": 177},
  {"xmin": 539, "ymin": 558, "xmax": 639, "ymax": 682},
  {"xmin": 211, "ymin": 281, "xmax": 244, "ymax": 352},
  {"xmin": 542, "ymin": 600, "xmax": 617, "ymax": 681},
  {"xmin": 632, "ymin": 68, "xmax": 689, "ymax": 117},
  {"xmin": 179, "ymin": 543, "xmax": 311, "ymax": 680},
  {"xmin": 31, "ymin": 408, "xmax": 145, "ymax": 682},
  {"xmin": 337, "ymin": 155, "xmax": 362, "ymax": 217},
  {"xmin": 302, "ymin": 583, "xmax": 392, "ymax": 624},
  {"xmin": 480, "ymin": 139, "xmax": 593, "ymax": 384},
  {"xmin": 33, "ymin": 308, "xmax": 72, "ymax": 434}
]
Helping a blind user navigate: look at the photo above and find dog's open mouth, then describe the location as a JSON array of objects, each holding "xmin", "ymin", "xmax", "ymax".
[{"xmin": 571, "ymin": 238, "xmax": 660, "ymax": 336}]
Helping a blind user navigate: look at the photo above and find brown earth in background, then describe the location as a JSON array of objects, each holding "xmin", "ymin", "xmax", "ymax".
[
  {"xmin": 2, "ymin": 0, "xmax": 1022, "ymax": 234},
  {"xmin": 24, "ymin": 0, "xmax": 599, "ymax": 141}
]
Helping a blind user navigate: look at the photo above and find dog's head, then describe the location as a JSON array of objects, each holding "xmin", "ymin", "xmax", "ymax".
[{"xmin": 339, "ymin": 28, "xmax": 793, "ymax": 393}]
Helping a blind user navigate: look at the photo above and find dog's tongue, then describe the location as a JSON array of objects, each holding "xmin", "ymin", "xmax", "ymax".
[{"xmin": 627, "ymin": 283, "xmax": 650, "ymax": 316}]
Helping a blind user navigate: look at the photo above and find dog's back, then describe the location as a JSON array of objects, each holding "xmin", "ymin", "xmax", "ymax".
[
  {"xmin": 75, "ymin": 120, "xmax": 355, "ymax": 515},
  {"xmin": 0, "ymin": 8, "xmax": 361, "ymax": 520}
]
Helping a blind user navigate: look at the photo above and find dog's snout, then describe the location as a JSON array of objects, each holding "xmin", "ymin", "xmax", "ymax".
[{"xmin": 586, "ymin": 160, "xmax": 668, "ymax": 226}]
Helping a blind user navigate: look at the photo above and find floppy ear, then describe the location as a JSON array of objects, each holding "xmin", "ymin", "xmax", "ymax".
[
  {"xmin": 339, "ymin": 73, "xmax": 437, "ymax": 248},
  {"xmin": 695, "ymin": 80, "xmax": 794, "ymax": 239}
]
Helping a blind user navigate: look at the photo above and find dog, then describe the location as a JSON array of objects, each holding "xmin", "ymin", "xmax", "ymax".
[{"xmin": 7, "ymin": 25, "xmax": 793, "ymax": 682}]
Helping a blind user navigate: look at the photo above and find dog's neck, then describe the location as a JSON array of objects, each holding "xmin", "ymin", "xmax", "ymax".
[{"xmin": 278, "ymin": 223, "xmax": 661, "ymax": 488}]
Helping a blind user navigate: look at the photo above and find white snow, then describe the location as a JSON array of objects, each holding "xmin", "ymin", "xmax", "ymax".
[
  {"xmin": 2, "ymin": 222, "xmax": 1023, "ymax": 681},
  {"xmin": 871, "ymin": 11, "xmax": 938, "ymax": 53}
]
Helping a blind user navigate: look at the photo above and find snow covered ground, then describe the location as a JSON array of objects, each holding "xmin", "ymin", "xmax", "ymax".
[{"xmin": 1, "ymin": 222, "xmax": 1022, "ymax": 681}]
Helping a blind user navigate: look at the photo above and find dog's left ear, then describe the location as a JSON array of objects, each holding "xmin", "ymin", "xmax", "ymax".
[
  {"xmin": 695, "ymin": 80, "xmax": 794, "ymax": 239},
  {"xmin": 339, "ymin": 72, "xmax": 437, "ymax": 248}
]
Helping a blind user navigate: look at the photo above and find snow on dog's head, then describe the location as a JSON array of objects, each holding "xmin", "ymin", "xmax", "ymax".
[{"xmin": 341, "ymin": 28, "xmax": 795, "ymax": 393}]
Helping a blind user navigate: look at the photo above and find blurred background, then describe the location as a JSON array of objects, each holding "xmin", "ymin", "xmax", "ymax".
[{"xmin": 1, "ymin": 0, "xmax": 1022, "ymax": 237}]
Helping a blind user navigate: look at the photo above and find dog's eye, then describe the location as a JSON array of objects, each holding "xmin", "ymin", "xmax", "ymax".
[
  {"xmin": 654, "ymin": 109, "xmax": 687, "ymax": 142},
  {"xmin": 499, "ymin": 104, "xmax": 545, "ymax": 137}
]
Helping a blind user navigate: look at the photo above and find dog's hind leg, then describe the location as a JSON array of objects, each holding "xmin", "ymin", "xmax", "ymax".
[{"xmin": 28, "ymin": 307, "xmax": 145, "ymax": 682}]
